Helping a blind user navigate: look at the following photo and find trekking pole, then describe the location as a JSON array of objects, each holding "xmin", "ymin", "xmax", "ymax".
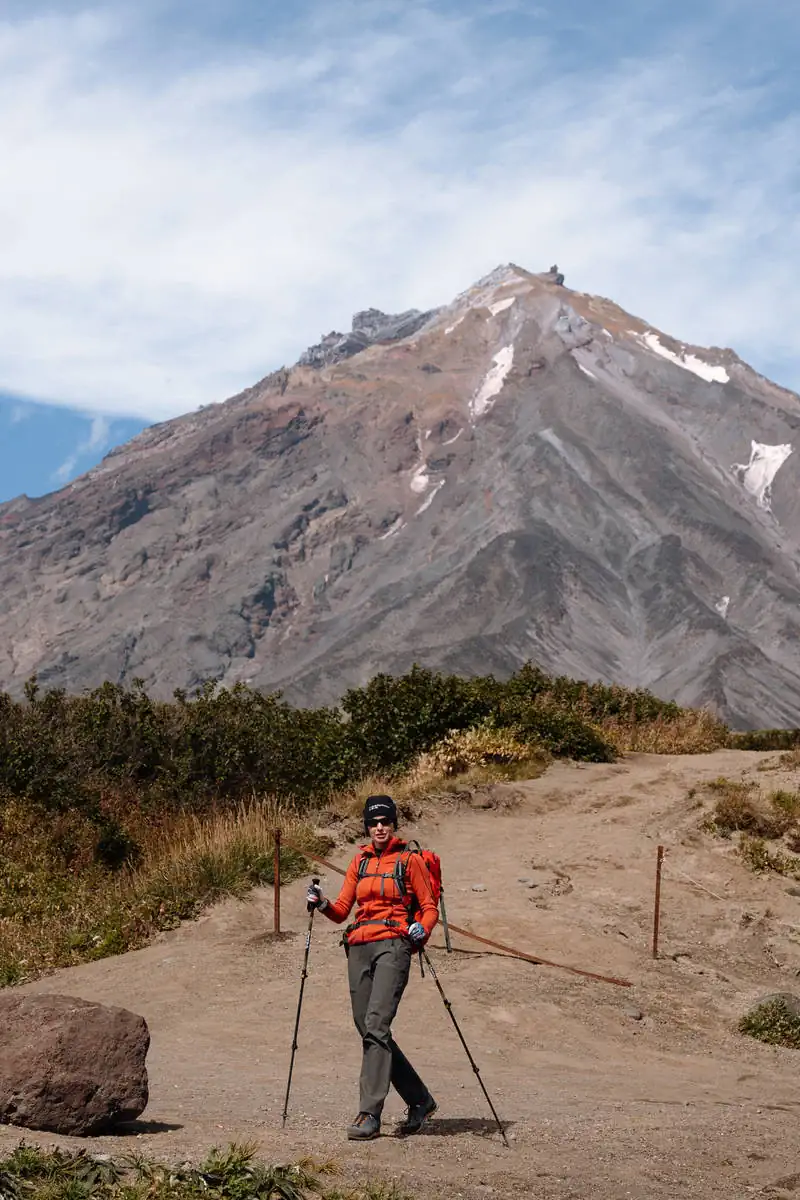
[
  {"xmin": 439, "ymin": 888, "xmax": 453, "ymax": 953},
  {"xmin": 281, "ymin": 877, "xmax": 319, "ymax": 1127},
  {"xmin": 421, "ymin": 949, "xmax": 509, "ymax": 1147}
]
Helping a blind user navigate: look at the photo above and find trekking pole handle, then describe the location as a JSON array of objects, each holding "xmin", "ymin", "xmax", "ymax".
[{"xmin": 307, "ymin": 877, "xmax": 321, "ymax": 913}]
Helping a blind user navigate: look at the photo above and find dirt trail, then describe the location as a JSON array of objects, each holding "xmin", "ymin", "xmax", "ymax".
[{"xmin": 5, "ymin": 750, "xmax": 800, "ymax": 1199}]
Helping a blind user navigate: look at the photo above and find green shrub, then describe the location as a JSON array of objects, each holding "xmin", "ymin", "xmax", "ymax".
[
  {"xmin": 494, "ymin": 695, "xmax": 614, "ymax": 762},
  {"xmin": 0, "ymin": 1140, "xmax": 406, "ymax": 1200},
  {"xmin": 739, "ymin": 997, "xmax": 800, "ymax": 1049},
  {"xmin": 704, "ymin": 779, "xmax": 799, "ymax": 839},
  {"xmin": 0, "ymin": 663, "xmax": 729, "ymax": 823},
  {"xmin": 1, "ymin": 661, "xmax": 728, "ymax": 986},
  {"xmin": 339, "ymin": 664, "xmax": 495, "ymax": 773},
  {"xmin": 739, "ymin": 835, "xmax": 800, "ymax": 877},
  {"xmin": 729, "ymin": 729, "xmax": 800, "ymax": 751}
]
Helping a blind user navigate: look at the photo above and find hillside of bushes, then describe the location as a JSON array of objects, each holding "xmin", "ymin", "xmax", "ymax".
[
  {"xmin": 0, "ymin": 661, "xmax": 787, "ymax": 985},
  {"xmin": 0, "ymin": 662, "xmax": 726, "ymax": 821}
]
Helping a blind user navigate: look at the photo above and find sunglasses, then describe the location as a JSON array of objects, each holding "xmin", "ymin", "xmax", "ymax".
[{"xmin": 366, "ymin": 818, "xmax": 393, "ymax": 829}]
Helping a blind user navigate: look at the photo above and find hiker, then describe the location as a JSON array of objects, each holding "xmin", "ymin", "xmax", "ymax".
[{"xmin": 306, "ymin": 794, "xmax": 439, "ymax": 1141}]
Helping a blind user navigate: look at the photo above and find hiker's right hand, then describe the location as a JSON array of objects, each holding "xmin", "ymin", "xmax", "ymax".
[{"xmin": 306, "ymin": 882, "xmax": 326, "ymax": 910}]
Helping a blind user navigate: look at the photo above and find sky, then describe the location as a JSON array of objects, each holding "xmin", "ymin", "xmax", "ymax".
[{"xmin": 1, "ymin": 0, "xmax": 799, "ymax": 502}]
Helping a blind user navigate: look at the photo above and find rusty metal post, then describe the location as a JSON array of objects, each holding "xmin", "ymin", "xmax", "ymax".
[
  {"xmin": 652, "ymin": 844, "xmax": 664, "ymax": 959},
  {"xmin": 274, "ymin": 828, "xmax": 281, "ymax": 934}
]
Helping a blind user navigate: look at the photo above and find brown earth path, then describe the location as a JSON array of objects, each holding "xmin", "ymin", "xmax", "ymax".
[{"xmin": 5, "ymin": 750, "xmax": 800, "ymax": 1199}]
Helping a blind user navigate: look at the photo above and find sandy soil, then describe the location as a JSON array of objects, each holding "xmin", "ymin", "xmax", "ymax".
[{"xmin": 5, "ymin": 749, "xmax": 800, "ymax": 1199}]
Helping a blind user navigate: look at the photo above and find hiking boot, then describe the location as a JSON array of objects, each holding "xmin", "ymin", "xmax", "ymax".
[
  {"xmin": 396, "ymin": 1094, "xmax": 437, "ymax": 1136},
  {"xmin": 347, "ymin": 1112, "xmax": 380, "ymax": 1140}
]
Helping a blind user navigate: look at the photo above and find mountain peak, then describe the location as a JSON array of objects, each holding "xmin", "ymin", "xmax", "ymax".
[
  {"xmin": 294, "ymin": 262, "xmax": 568, "ymax": 372},
  {"xmin": 0, "ymin": 263, "xmax": 798, "ymax": 727}
]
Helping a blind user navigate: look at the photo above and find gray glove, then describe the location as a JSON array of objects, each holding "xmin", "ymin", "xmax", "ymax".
[
  {"xmin": 306, "ymin": 882, "xmax": 327, "ymax": 911},
  {"xmin": 407, "ymin": 921, "xmax": 426, "ymax": 946}
]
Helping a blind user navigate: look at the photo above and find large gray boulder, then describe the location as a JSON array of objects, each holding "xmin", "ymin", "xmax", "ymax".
[{"xmin": 0, "ymin": 993, "xmax": 149, "ymax": 1135}]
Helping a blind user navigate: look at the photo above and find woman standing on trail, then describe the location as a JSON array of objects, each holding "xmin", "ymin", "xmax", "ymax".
[{"xmin": 306, "ymin": 794, "xmax": 439, "ymax": 1141}]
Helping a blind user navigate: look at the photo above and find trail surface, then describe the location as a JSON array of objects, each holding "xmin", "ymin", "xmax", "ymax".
[{"xmin": 5, "ymin": 750, "xmax": 800, "ymax": 1199}]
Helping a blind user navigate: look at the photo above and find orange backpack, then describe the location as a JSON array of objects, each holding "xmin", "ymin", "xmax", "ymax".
[{"xmin": 406, "ymin": 839, "xmax": 442, "ymax": 908}]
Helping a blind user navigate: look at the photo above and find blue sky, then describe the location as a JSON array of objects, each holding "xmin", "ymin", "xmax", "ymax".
[{"xmin": 1, "ymin": 0, "xmax": 799, "ymax": 502}]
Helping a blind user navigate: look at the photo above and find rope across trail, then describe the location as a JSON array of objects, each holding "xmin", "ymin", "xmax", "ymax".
[{"xmin": 279, "ymin": 837, "xmax": 632, "ymax": 989}]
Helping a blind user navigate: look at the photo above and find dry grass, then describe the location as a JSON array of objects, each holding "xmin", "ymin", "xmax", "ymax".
[
  {"xmin": 598, "ymin": 708, "xmax": 729, "ymax": 755},
  {"xmin": 696, "ymin": 774, "xmax": 800, "ymax": 878},
  {"xmin": 780, "ymin": 748, "xmax": 800, "ymax": 771},
  {"xmin": 701, "ymin": 777, "xmax": 800, "ymax": 840},
  {"xmin": 323, "ymin": 773, "xmax": 415, "ymax": 822},
  {"xmin": 0, "ymin": 1141, "xmax": 410, "ymax": 1200},
  {"xmin": 325, "ymin": 728, "xmax": 549, "ymax": 824},
  {"xmin": 0, "ymin": 799, "xmax": 327, "ymax": 987},
  {"xmin": 739, "ymin": 835, "xmax": 800, "ymax": 878},
  {"xmin": 409, "ymin": 723, "xmax": 547, "ymax": 782},
  {"xmin": 127, "ymin": 799, "xmax": 326, "ymax": 913}
]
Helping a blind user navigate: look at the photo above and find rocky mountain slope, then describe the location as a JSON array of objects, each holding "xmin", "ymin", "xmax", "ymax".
[{"xmin": 1, "ymin": 262, "xmax": 799, "ymax": 727}]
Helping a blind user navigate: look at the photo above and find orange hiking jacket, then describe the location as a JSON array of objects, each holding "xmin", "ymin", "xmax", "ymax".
[{"xmin": 322, "ymin": 837, "xmax": 439, "ymax": 946}]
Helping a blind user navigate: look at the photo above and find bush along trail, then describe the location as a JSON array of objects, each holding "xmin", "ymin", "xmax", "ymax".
[{"xmin": 0, "ymin": 661, "xmax": 794, "ymax": 987}]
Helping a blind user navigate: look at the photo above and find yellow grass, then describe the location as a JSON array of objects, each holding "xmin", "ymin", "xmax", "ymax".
[
  {"xmin": 598, "ymin": 709, "xmax": 729, "ymax": 755},
  {"xmin": 698, "ymin": 777, "xmax": 800, "ymax": 862},
  {"xmin": 411, "ymin": 723, "xmax": 545, "ymax": 778},
  {"xmin": 0, "ymin": 798, "xmax": 327, "ymax": 987},
  {"xmin": 325, "ymin": 726, "xmax": 550, "ymax": 824}
]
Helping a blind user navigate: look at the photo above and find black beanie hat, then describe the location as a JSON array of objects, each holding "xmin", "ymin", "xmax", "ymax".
[{"xmin": 363, "ymin": 794, "xmax": 398, "ymax": 830}]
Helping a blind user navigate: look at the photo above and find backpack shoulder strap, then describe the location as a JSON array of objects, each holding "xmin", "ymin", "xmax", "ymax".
[{"xmin": 393, "ymin": 854, "xmax": 408, "ymax": 896}]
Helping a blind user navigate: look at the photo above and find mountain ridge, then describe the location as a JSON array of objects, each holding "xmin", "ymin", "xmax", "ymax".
[{"xmin": 1, "ymin": 262, "xmax": 798, "ymax": 728}]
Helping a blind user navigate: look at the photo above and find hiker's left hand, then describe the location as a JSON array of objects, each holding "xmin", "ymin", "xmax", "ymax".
[{"xmin": 407, "ymin": 922, "xmax": 426, "ymax": 946}]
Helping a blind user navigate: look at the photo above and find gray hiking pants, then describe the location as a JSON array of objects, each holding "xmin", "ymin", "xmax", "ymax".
[{"xmin": 347, "ymin": 937, "xmax": 429, "ymax": 1118}]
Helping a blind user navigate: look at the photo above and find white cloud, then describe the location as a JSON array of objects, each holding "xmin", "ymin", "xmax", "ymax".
[
  {"xmin": 53, "ymin": 414, "xmax": 112, "ymax": 482},
  {"xmin": 0, "ymin": 1, "xmax": 798, "ymax": 421}
]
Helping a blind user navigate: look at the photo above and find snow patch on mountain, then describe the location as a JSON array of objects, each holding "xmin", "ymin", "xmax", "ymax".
[
  {"xmin": 577, "ymin": 362, "xmax": 597, "ymax": 380},
  {"xmin": 416, "ymin": 480, "xmax": 445, "ymax": 515},
  {"xmin": 731, "ymin": 440, "xmax": 793, "ymax": 511},
  {"xmin": 471, "ymin": 345, "xmax": 514, "ymax": 419},
  {"xmin": 635, "ymin": 331, "xmax": 730, "ymax": 384},
  {"xmin": 445, "ymin": 314, "xmax": 465, "ymax": 336},
  {"xmin": 442, "ymin": 429, "xmax": 463, "ymax": 446},
  {"xmin": 489, "ymin": 297, "xmax": 515, "ymax": 317},
  {"xmin": 715, "ymin": 596, "xmax": 730, "ymax": 619},
  {"xmin": 379, "ymin": 517, "xmax": 405, "ymax": 540},
  {"xmin": 410, "ymin": 463, "xmax": 430, "ymax": 494}
]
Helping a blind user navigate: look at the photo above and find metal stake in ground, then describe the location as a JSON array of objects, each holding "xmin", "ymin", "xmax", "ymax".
[
  {"xmin": 421, "ymin": 948, "xmax": 509, "ymax": 1147},
  {"xmin": 281, "ymin": 876, "xmax": 319, "ymax": 1127},
  {"xmin": 274, "ymin": 828, "xmax": 281, "ymax": 935},
  {"xmin": 652, "ymin": 845, "xmax": 664, "ymax": 959}
]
